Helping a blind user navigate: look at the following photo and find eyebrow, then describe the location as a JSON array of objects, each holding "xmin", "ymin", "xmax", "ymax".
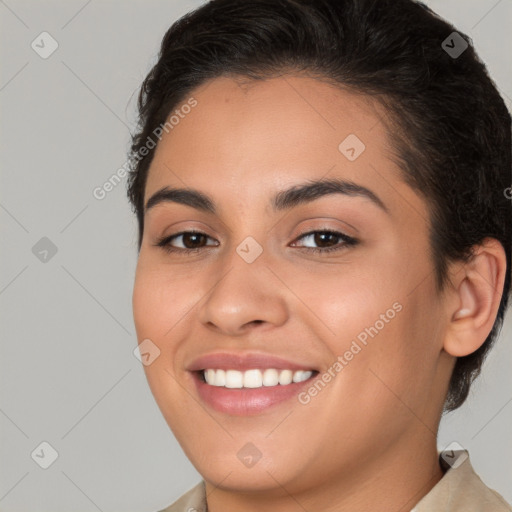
[{"xmin": 144, "ymin": 178, "xmax": 389, "ymax": 215}]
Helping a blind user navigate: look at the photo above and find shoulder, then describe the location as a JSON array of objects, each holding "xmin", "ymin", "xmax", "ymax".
[
  {"xmin": 156, "ymin": 481, "xmax": 207, "ymax": 512},
  {"xmin": 412, "ymin": 450, "xmax": 512, "ymax": 512}
]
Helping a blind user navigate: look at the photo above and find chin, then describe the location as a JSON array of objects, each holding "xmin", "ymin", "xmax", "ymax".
[{"xmin": 188, "ymin": 448, "xmax": 301, "ymax": 490}]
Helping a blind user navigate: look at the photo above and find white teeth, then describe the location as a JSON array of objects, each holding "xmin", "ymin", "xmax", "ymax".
[
  {"xmin": 292, "ymin": 370, "xmax": 311, "ymax": 383},
  {"xmin": 206, "ymin": 369, "xmax": 216, "ymax": 385},
  {"xmin": 278, "ymin": 369, "xmax": 293, "ymax": 385},
  {"xmin": 225, "ymin": 369, "xmax": 243, "ymax": 388},
  {"xmin": 214, "ymin": 369, "xmax": 226, "ymax": 386},
  {"xmin": 262, "ymin": 368, "xmax": 279, "ymax": 386},
  {"xmin": 243, "ymin": 369, "xmax": 263, "ymax": 388},
  {"xmin": 203, "ymin": 368, "xmax": 314, "ymax": 388}
]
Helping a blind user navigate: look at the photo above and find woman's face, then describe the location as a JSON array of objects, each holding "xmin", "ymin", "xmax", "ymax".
[{"xmin": 132, "ymin": 75, "xmax": 453, "ymax": 492}]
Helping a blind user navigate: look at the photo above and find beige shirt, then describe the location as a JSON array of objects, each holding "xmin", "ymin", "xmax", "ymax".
[{"xmin": 158, "ymin": 451, "xmax": 511, "ymax": 512}]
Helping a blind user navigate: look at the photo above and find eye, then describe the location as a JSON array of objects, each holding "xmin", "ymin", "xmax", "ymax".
[
  {"xmin": 154, "ymin": 229, "xmax": 358, "ymax": 255},
  {"xmin": 290, "ymin": 229, "xmax": 358, "ymax": 254},
  {"xmin": 155, "ymin": 230, "xmax": 219, "ymax": 254}
]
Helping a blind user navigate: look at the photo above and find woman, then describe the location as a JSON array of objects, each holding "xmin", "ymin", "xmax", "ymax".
[{"xmin": 127, "ymin": 0, "xmax": 512, "ymax": 510}]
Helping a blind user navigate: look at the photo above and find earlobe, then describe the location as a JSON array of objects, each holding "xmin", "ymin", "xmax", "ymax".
[{"xmin": 443, "ymin": 239, "xmax": 506, "ymax": 358}]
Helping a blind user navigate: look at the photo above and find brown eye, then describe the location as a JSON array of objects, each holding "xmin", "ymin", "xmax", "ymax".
[
  {"xmin": 179, "ymin": 232, "xmax": 208, "ymax": 249},
  {"xmin": 155, "ymin": 230, "xmax": 219, "ymax": 254},
  {"xmin": 313, "ymin": 232, "xmax": 339, "ymax": 247},
  {"xmin": 291, "ymin": 229, "xmax": 359, "ymax": 254}
]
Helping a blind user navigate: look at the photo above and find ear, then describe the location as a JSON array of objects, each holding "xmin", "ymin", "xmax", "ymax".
[{"xmin": 443, "ymin": 238, "xmax": 507, "ymax": 357}]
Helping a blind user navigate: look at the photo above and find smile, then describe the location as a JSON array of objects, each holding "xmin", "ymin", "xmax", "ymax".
[
  {"xmin": 191, "ymin": 368, "xmax": 319, "ymax": 416},
  {"xmin": 187, "ymin": 351, "xmax": 320, "ymax": 415}
]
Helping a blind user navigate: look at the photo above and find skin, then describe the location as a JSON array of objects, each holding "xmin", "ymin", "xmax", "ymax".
[{"xmin": 132, "ymin": 74, "xmax": 506, "ymax": 512}]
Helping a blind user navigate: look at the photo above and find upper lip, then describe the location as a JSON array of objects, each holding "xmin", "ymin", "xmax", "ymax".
[{"xmin": 187, "ymin": 351, "xmax": 319, "ymax": 372}]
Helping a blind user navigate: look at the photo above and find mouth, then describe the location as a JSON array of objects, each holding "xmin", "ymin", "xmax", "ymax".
[
  {"xmin": 198, "ymin": 368, "xmax": 317, "ymax": 388},
  {"xmin": 190, "ymin": 367, "xmax": 319, "ymax": 416}
]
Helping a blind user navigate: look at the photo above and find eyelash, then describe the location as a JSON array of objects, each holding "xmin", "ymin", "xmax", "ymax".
[{"xmin": 154, "ymin": 229, "xmax": 358, "ymax": 255}]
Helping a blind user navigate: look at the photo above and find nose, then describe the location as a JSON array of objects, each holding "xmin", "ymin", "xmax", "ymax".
[{"xmin": 198, "ymin": 250, "xmax": 289, "ymax": 336}]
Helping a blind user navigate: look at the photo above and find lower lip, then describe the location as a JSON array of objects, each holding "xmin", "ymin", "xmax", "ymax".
[{"xmin": 190, "ymin": 371, "xmax": 316, "ymax": 416}]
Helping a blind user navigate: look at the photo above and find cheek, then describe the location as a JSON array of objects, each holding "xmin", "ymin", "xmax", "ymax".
[
  {"xmin": 132, "ymin": 262, "xmax": 188, "ymax": 339},
  {"xmin": 132, "ymin": 263, "xmax": 192, "ymax": 417},
  {"xmin": 285, "ymin": 259, "xmax": 402, "ymax": 345},
  {"xmin": 132, "ymin": 271, "xmax": 160, "ymax": 339},
  {"xmin": 286, "ymin": 256, "xmax": 438, "ymax": 401},
  {"xmin": 356, "ymin": 284, "xmax": 444, "ymax": 416}
]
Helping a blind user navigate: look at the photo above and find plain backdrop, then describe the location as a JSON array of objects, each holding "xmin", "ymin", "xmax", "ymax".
[{"xmin": 0, "ymin": 0, "xmax": 511, "ymax": 510}]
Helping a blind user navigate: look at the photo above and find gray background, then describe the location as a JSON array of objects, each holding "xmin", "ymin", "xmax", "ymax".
[{"xmin": 0, "ymin": 0, "xmax": 510, "ymax": 510}]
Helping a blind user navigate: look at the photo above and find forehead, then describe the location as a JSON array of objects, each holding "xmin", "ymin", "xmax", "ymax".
[
  {"xmin": 144, "ymin": 74, "xmax": 426, "ymax": 221},
  {"xmin": 149, "ymin": 74, "xmax": 389, "ymax": 169}
]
